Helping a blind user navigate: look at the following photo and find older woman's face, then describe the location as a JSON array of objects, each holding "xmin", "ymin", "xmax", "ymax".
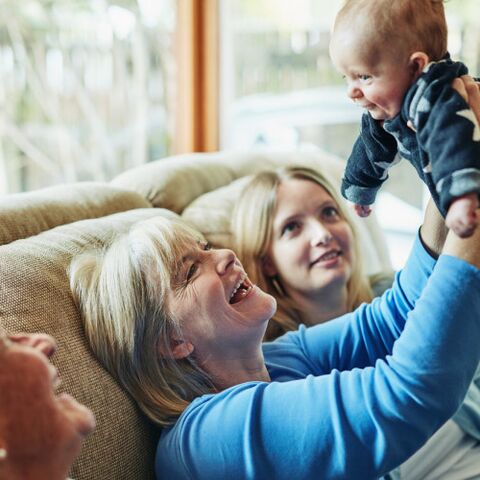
[
  {"xmin": 267, "ymin": 178, "xmax": 354, "ymax": 298},
  {"xmin": 0, "ymin": 333, "xmax": 95, "ymax": 471},
  {"xmin": 169, "ymin": 242, "xmax": 276, "ymax": 358}
]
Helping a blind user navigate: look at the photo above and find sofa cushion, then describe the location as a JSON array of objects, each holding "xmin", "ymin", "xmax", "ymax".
[
  {"xmin": 0, "ymin": 208, "xmax": 175, "ymax": 480},
  {"xmin": 183, "ymin": 176, "xmax": 251, "ymax": 249},
  {"xmin": 0, "ymin": 182, "xmax": 151, "ymax": 246},
  {"xmin": 111, "ymin": 150, "xmax": 344, "ymax": 213}
]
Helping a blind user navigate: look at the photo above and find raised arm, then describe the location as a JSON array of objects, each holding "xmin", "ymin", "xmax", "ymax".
[
  {"xmin": 267, "ymin": 194, "xmax": 445, "ymax": 373},
  {"xmin": 266, "ymin": 226, "xmax": 437, "ymax": 375}
]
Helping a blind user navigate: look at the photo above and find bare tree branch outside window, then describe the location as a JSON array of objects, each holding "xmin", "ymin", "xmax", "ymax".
[{"xmin": 0, "ymin": 0, "xmax": 176, "ymax": 193}]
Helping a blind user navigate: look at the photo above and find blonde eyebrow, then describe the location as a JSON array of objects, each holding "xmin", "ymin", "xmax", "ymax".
[
  {"xmin": 274, "ymin": 213, "xmax": 301, "ymax": 230},
  {"xmin": 275, "ymin": 200, "xmax": 336, "ymax": 226},
  {"xmin": 180, "ymin": 247, "xmax": 198, "ymax": 265}
]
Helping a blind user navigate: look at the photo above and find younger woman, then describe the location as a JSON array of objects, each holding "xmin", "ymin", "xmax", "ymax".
[{"xmin": 232, "ymin": 165, "xmax": 390, "ymax": 340}]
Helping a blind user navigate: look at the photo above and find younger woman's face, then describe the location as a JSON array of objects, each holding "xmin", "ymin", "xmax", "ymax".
[{"xmin": 266, "ymin": 178, "xmax": 354, "ymax": 299}]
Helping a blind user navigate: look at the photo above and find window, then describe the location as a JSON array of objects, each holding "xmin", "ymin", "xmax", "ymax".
[
  {"xmin": 220, "ymin": 0, "xmax": 480, "ymax": 267},
  {"xmin": 0, "ymin": 0, "xmax": 176, "ymax": 193}
]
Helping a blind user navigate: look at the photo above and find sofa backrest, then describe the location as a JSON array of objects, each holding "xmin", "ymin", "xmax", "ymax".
[{"xmin": 0, "ymin": 182, "xmax": 150, "ymax": 246}]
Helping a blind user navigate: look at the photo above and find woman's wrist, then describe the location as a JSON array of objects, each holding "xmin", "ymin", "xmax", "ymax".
[{"xmin": 419, "ymin": 198, "xmax": 448, "ymax": 259}]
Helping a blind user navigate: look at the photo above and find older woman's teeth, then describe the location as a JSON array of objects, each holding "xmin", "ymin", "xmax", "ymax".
[{"xmin": 229, "ymin": 275, "xmax": 252, "ymax": 304}]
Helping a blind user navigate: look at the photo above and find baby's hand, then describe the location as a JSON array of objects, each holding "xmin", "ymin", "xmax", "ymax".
[
  {"xmin": 446, "ymin": 193, "xmax": 479, "ymax": 238},
  {"xmin": 354, "ymin": 204, "xmax": 372, "ymax": 217}
]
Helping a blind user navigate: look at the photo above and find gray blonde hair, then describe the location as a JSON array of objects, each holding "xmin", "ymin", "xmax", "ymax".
[
  {"xmin": 333, "ymin": 0, "xmax": 447, "ymax": 62},
  {"xmin": 232, "ymin": 166, "xmax": 373, "ymax": 341},
  {"xmin": 69, "ymin": 215, "xmax": 214, "ymax": 427}
]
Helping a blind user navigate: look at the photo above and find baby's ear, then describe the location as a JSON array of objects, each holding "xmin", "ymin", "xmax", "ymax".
[{"xmin": 409, "ymin": 52, "xmax": 430, "ymax": 78}]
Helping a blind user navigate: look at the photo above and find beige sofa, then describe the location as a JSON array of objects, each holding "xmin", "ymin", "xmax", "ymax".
[{"xmin": 0, "ymin": 150, "xmax": 391, "ymax": 479}]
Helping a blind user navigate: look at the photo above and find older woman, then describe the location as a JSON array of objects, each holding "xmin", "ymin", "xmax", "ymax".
[{"xmin": 69, "ymin": 202, "xmax": 480, "ymax": 479}]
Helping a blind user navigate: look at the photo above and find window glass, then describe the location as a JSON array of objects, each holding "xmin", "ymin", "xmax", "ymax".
[
  {"xmin": 0, "ymin": 0, "xmax": 176, "ymax": 193},
  {"xmin": 220, "ymin": 0, "xmax": 480, "ymax": 267}
]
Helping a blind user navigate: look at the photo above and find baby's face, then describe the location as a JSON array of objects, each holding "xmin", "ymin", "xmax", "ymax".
[{"xmin": 330, "ymin": 29, "xmax": 414, "ymax": 121}]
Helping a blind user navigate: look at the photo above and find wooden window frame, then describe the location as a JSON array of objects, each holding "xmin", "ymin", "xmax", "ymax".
[{"xmin": 175, "ymin": 0, "xmax": 219, "ymax": 153}]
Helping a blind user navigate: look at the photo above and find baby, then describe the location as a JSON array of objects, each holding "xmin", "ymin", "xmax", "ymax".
[{"xmin": 329, "ymin": 0, "xmax": 480, "ymax": 237}]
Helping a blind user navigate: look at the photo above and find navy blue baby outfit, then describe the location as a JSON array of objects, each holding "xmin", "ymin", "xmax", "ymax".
[{"xmin": 341, "ymin": 56, "xmax": 480, "ymax": 216}]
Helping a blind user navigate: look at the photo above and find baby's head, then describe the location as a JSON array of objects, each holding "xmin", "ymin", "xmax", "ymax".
[{"xmin": 329, "ymin": 0, "xmax": 447, "ymax": 120}]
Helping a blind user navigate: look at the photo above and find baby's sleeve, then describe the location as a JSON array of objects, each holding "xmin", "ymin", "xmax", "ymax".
[
  {"xmin": 413, "ymin": 82, "xmax": 480, "ymax": 213},
  {"xmin": 342, "ymin": 113, "xmax": 399, "ymax": 205}
]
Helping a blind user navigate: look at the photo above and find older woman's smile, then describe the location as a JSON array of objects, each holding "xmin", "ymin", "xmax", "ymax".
[{"xmin": 229, "ymin": 275, "xmax": 253, "ymax": 304}]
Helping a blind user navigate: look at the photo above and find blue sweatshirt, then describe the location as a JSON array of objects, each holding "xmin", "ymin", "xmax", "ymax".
[{"xmin": 155, "ymin": 235, "xmax": 480, "ymax": 479}]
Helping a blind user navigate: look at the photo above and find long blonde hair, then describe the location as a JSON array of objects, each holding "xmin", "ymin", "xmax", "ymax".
[
  {"xmin": 69, "ymin": 215, "xmax": 214, "ymax": 427},
  {"xmin": 232, "ymin": 166, "xmax": 373, "ymax": 341}
]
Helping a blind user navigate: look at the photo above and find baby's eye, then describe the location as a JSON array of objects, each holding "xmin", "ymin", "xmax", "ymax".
[
  {"xmin": 202, "ymin": 242, "xmax": 212, "ymax": 251},
  {"xmin": 358, "ymin": 74, "xmax": 371, "ymax": 81}
]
